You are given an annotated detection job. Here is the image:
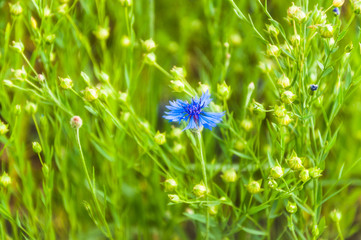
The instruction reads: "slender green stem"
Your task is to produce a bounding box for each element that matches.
[289,214,298,239]
[196,131,209,240]
[75,128,113,240]
[336,222,344,240]
[21,53,38,76]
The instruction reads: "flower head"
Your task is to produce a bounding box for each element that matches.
[310,84,318,91]
[333,7,340,16]
[163,91,225,131]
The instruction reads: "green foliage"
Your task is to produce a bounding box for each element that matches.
[0,0,361,239]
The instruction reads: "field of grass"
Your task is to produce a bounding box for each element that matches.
[1,0,361,239]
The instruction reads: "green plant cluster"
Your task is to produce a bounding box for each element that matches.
[0,0,361,239]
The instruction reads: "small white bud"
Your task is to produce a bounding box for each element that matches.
[70,116,83,129]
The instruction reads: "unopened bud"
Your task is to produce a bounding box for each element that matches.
[154,131,166,145]
[120,0,132,7]
[286,201,297,214]
[172,143,184,154]
[278,114,293,126]
[333,0,345,7]
[287,3,300,19]
[330,209,342,222]
[266,44,280,57]
[248,82,255,91]
[32,142,42,153]
[259,59,273,73]
[171,66,186,79]
[171,127,182,138]
[9,2,23,16]
[281,91,296,104]
[251,101,266,119]
[121,36,131,47]
[144,53,156,65]
[268,179,278,189]
[119,91,128,102]
[25,102,37,114]
[0,121,9,135]
[309,167,323,178]
[241,119,253,131]
[84,87,98,101]
[299,169,310,182]
[217,82,231,100]
[267,24,279,37]
[94,26,110,40]
[59,77,73,89]
[246,180,262,194]
[0,172,11,187]
[58,4,68,14]
[352,0,361,14]
[222,168,237,183]
[291,34,301,46]
[312,225,320,237]
[38,74,46,82]
[170,80,185,92]
[198,82,210,94]
[230,33,242,46]
[274,105,287,118]
[313,9,327,25]
[43,6,51,17]
[295,10,306,22]
[193,183,209,198]
[287,151,303,170]
[142,39,156,52]
[3,80,13,88]
[208,205,218,215]
[164,179,177,192]
[45,34,56,44]
[31,17,38,29]
[168,194,180,203]
[320,24,334,38]
[70,116,83,129]
[234,139,246,151]
[270,166,284,179]
[14,105,21,115]
[12,66,27,80]
[277,75,291,88]
[11,41,24,53]
[333,7,340,16]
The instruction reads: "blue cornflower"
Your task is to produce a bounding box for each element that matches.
[163,91,225,130]
[333,8,340,16]
[310,84,318,91]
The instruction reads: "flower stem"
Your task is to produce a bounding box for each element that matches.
[76,129,113,240]
[336,222,344,240]
[196,131,209,240]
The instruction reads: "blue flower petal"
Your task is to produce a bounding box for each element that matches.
[164,91,224,130]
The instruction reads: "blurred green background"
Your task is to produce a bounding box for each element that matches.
[1,0,361,239]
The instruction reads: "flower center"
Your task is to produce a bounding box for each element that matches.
[183,100,204,123]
